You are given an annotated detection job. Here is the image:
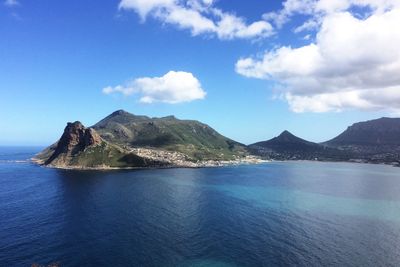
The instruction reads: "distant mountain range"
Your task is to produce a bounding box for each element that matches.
[250,117,400,165]
[34,112,400,169]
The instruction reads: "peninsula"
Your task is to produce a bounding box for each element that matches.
[33,110,258,169]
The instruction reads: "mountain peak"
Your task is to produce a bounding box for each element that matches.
[110,109,131,116]
[250,130,320,154]
[278,130,294,137]
[66,121,84,129]
[44,122,103,165]
[275,130,302,142]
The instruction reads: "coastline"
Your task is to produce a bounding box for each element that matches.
[31,156,400,171]
[264,159,400,168]
[30,156,270,171]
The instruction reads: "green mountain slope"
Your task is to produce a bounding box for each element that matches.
[92,110,248,160]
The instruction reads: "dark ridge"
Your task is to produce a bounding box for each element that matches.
[160,115,177,120]
[325,117,400,146]
[249,130,351,161]
[251,130,320,152]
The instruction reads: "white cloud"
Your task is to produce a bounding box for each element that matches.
[294,19,320,33]
[237,6,400,113]
[263,0,316,28]
[285,86,400,113]
[119,0,175,19]
[103,71,206,104]
[118,0,273,40]
[263,0,400,29]
[4,0,19,7]
[315,0,399,14]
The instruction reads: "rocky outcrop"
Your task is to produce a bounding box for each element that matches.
[44,121,103,165]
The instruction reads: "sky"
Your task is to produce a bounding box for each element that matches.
[1,0,399,146]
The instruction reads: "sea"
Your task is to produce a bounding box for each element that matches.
[1,147,400,267]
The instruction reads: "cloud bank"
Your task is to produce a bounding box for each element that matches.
[236,0,400,113]
[118,0,273,40]
[103,71,206,104]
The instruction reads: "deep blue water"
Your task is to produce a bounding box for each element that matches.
[1,147,400,266]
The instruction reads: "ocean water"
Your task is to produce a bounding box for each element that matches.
[1,147,400,266]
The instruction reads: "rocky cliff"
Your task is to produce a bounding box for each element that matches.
[44,121,102,164]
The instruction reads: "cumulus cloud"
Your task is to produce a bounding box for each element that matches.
[103,71,206,104]
[285,87,400,113]
[118,0,273,40]
[263,0,400,29]
[237,2,400,113]
[263,0,316,28]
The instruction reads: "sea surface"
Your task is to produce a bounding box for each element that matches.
[1,147,400,267]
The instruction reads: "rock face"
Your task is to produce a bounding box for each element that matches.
[35,120,168,169]
[43,121,103,166]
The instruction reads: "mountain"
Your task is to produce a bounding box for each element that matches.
[34,110,250,169]
[91,110,248,161]
[324,117,400,163]
[326,117,400,146]
[251,130,320,152]
[35,113,400,169]
[33,121,167,169]
[249,131,351,161]
[251,131,327,160]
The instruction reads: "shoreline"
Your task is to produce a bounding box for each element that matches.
[30,157,400,171]
[264,159,400,168]
[30,156,270,171]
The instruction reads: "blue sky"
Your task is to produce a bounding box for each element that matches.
[1,0,399,146]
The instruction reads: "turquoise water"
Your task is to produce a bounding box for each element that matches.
[172,162,400,223]
[1,148,400,266]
